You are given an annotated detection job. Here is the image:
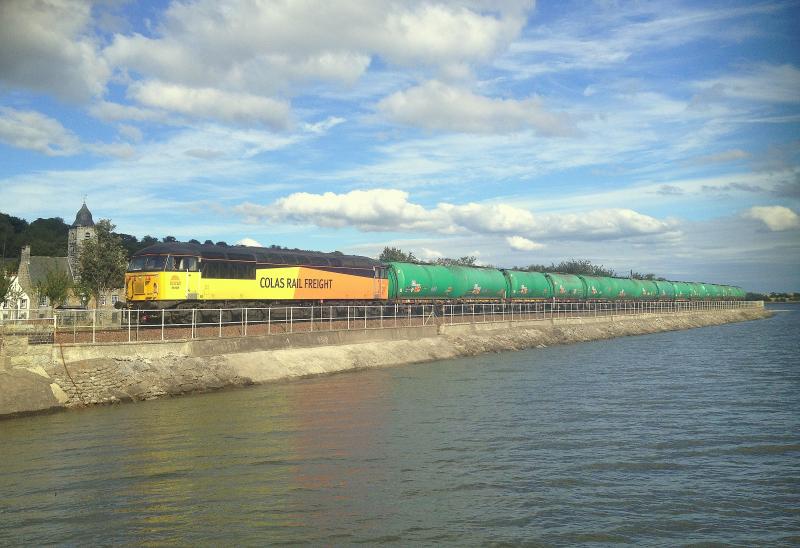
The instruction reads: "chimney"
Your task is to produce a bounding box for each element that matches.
[18,245,32,294]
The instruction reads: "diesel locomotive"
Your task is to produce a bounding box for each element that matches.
[124,241,745,310]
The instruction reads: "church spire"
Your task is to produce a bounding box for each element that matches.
[71,202,95,227]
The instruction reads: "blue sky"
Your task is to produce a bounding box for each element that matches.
[0,0,798,291]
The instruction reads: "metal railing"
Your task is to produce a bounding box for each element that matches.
[0,300,763,346]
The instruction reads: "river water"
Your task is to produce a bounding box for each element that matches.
[2,305,798,545]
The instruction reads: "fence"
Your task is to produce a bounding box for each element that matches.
[0,300,763,346]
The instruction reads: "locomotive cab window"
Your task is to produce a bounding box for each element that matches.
[128,255,168,272]
[171,256,199,271]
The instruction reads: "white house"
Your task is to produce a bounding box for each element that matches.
[0,273,30,320]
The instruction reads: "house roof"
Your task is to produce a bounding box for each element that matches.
[28,256,71,287]
[72,203,95,227]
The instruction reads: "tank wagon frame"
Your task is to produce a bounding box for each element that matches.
[124,242,746,312]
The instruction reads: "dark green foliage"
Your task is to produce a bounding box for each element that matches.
[140,235,159,247]
[519,259,617,277]
[76,220,128,303]
[434,256,478,266]
[763,292,799,302]
[36,268,72,307]
[631,271,665,280]
[162,235,177,243]
[379,247,417,262]
[0,212,69,260]
[117,233,143,256]
[0,267,12,306]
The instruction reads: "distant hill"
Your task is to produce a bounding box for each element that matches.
[0,212,69,265]
[0,211,162,272]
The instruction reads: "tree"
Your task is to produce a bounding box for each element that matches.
[76,220,128,305]
[140,235,159,247]
[379,247,416,262]
[35,268,73,307]
[162,235,177,243]
[0,267,12,307]
[435,256,478,266]
[520,259,616,277]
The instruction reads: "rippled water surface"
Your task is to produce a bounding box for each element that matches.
[2,305,799,545]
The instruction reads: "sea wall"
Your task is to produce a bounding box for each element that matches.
[0,307,770,419]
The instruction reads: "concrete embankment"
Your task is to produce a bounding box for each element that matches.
[0,307,770,419]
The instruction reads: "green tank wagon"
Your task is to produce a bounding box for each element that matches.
[546,273,586,299]
[504,270,553,299]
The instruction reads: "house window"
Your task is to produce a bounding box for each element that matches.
[99,295,106,306]
[111,295,119,304]
[85,231,91,239]
[20,299,28,309]
[39,295,48,306]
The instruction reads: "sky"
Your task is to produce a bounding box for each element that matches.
[0,0,798,292]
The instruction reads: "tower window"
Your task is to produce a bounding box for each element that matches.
[85,232,91,239]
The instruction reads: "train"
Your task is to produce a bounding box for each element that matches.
[124,241,746,309]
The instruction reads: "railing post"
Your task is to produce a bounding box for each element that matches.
[93,309,97,344]
[290,307,293,333]
[244,308,248,337]
[330,305,333,331]
[268,307,272,335]
[218,308,222,338]
[347,306,350,330]
[364,306,367,329]
[161,309,165,341]
[191,308,196,339]
[310,305,314,332]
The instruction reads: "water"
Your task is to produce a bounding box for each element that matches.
[2,305,798,545]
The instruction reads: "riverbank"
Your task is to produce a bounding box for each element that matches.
[0,307,770,419]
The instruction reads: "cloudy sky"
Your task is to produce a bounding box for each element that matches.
[1,0,798,291]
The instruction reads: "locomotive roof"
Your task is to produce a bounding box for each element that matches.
[133,241,382,269]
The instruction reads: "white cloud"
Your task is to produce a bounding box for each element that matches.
[744,206,800,231]
[103,0,528,106]
[118,124,143,142]
[236,188,675,242]
[238,189,442,232]
[0,107,80,156]
[378,80,574,135]
[88,142,137,159]
[0,0,109,101]
[419,247,444,260]
[693,64,800,105]
[500,3,780,79]
[236,237,263,247]
[693,148,750,164]
[128,81,292,129]
[506,235,544,251]
[88,101,166,123]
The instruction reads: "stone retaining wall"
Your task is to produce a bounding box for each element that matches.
[0,307,771,419]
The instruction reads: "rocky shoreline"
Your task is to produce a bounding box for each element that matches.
[0,307,771,419]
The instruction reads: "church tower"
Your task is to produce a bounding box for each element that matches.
[68,201,96,281]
